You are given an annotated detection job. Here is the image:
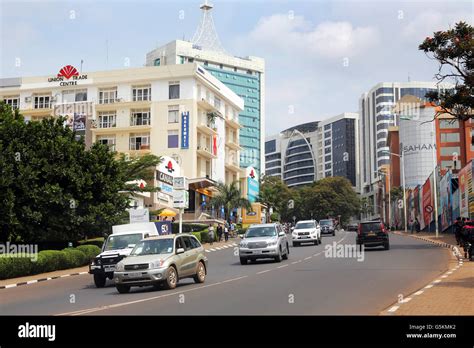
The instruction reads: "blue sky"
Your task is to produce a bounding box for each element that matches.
[1,0,472,134]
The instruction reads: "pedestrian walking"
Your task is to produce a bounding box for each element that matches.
[230,222,236,238]
[208,224,215,245]
[454,217,463,245]
[217,224,223,242]
[224,225,229,242]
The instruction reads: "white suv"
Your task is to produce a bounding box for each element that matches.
[292,220,321,246]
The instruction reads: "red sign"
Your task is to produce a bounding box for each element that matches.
[425,205,433,213]
[422,177,432,226]
[213,135,217,156]
[48,65,87,86]
[165,161,175,174]
[58,65,79,79]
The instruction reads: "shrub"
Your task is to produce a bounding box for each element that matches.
[200,230,214,243]
[77,237,104,248]
[0,257,34,280]
[61,248,87,268]
[171,223,208,234]
[34,250,68,273]
[76,245,101,262]
[190,232,202,242]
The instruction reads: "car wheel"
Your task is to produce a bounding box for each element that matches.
[116,284,130,294]
[93,274,106,288]
[274,248,282,263]
[240,257,248,265]
[384,242,390,250]
[163,266,178,290]
[193,261,206,284]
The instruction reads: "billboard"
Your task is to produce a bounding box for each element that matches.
[422,176,432,228]
[458,162,471,218]
[245,167,259,203]
[440,171,453,231]
[181,111,189,149]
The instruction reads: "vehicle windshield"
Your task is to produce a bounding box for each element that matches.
[295,222,315,229]
[320,220,333,226]
[131,239,174,256]
[103,233,143,251]
[245,227,277,238]
[361,223,382,232]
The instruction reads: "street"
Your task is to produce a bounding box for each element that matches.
[0,232,450,316]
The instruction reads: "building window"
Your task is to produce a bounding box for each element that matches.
[440,133,460,142]
[4,96,19,109]
[439,120,459,129]
[188,58,194,63]
[169,81,180,99]
[98,112,116,128]
[154,58,161,66]
[132,85,151,102]
[96,135,116,151]
[130,109,151,126]
[62,89,87,103]
[265,140,276,154]
[180,56,185,64]
[34,95,51,109]
[325,155,331,162]
[168,105,179,123]
[168,130,179,148]
[99,88,117,104]
[214,97,221,109]
[440,146,461,156]
[129,133,150,150]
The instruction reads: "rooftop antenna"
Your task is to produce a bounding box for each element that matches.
[192,0,227,54]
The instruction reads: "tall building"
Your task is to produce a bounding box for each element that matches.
[145,2,265,176]
[264,113,359,189]
[316,113,359,187]
[0,63,244,216]
[358,81,452,217]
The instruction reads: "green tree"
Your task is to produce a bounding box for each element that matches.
[211,181,251,222]
[257,175,292,220]
[0,103,156,242]
[419,21,474,121]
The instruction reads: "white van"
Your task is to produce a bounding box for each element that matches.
[89,223,159,288]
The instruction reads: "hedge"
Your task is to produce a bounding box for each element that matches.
[190,232,202,242]
[77,237,104,248]
[171,223,208,234]
[0,246,101,280]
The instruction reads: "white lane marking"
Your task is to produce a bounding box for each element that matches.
[26,280,38,285]
[277,265,288,269]
[400,297,412,303]
[313,252,322,256]
[388,306,399,312]
[291,261,298,265]
[446,271,453,274]
[205,250,210,253]
[215,247,222,250]
[46,277,52,281]
[414,290,424,296]
[433,279,442,283]
[79,272,88,275]
[60,274,70,278]
[57,275,249,316]
[441,275,448,278]
[210,248,216,251]
[425,284,434,289]
[232,243,237,246]
[5,284,17,289]
[304,257,312,260]
[257,269,272,274]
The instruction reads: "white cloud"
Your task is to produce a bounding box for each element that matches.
[246,14,379,59]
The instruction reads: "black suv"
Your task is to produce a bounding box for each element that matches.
[319,219,336,236]
[356,221,389,250]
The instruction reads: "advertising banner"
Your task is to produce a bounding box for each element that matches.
[422,177,432,228]
[459,162,470,218]
[452,187,460,220]
[440,171,453,231]
[154,221,172,235]
[181,111,189,149]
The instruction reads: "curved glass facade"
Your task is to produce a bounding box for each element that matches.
[283,133,316,188]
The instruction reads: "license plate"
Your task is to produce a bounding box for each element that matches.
[301,236,309,239]
[128,272,142,278]
[367,231,376,236]
[104,266,115,272]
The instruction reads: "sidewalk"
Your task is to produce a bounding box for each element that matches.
[382,231,474,315]
[0,237,239,289]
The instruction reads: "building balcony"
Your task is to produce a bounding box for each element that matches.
[91,124,152,134]
[225,116,242,129]
[197,97,217,112]
[197,145,217,159]
[20,107,54,118]
[95,99,151,111]
[225,137,242,151]
[225,159,241,173]
[197,115,218,136]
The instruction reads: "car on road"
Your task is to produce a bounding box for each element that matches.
[292,220,321,246]
[89,222,159,288]
[319,219,336,236]
[347,222,359,232]
[239,223,289,264]
[113,234,208,294]
[356,221,390,250]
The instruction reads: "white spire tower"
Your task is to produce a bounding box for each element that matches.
[191,0,227,54]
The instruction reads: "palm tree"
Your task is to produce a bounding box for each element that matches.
[211,181,251,222]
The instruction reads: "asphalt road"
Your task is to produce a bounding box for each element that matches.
[0,231,450,315]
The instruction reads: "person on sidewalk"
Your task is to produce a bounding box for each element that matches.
[415,217,420,233]
[454,217,463,246]
[208,224,215,245]
[224,224,229,242]
[409,218,415,234]
[217,224,223,242]
[230,222,236,238]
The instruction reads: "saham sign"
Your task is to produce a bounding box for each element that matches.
[48,65,88,86]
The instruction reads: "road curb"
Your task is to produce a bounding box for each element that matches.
[0,271,89,290]
[382,232,465,315]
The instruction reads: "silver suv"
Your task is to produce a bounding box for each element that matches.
[238,223,289,264]
[114,234,208,293]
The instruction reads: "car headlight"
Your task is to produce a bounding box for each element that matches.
[115,262,124,272]
[267,240,277,247]
[150,260,165,269]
